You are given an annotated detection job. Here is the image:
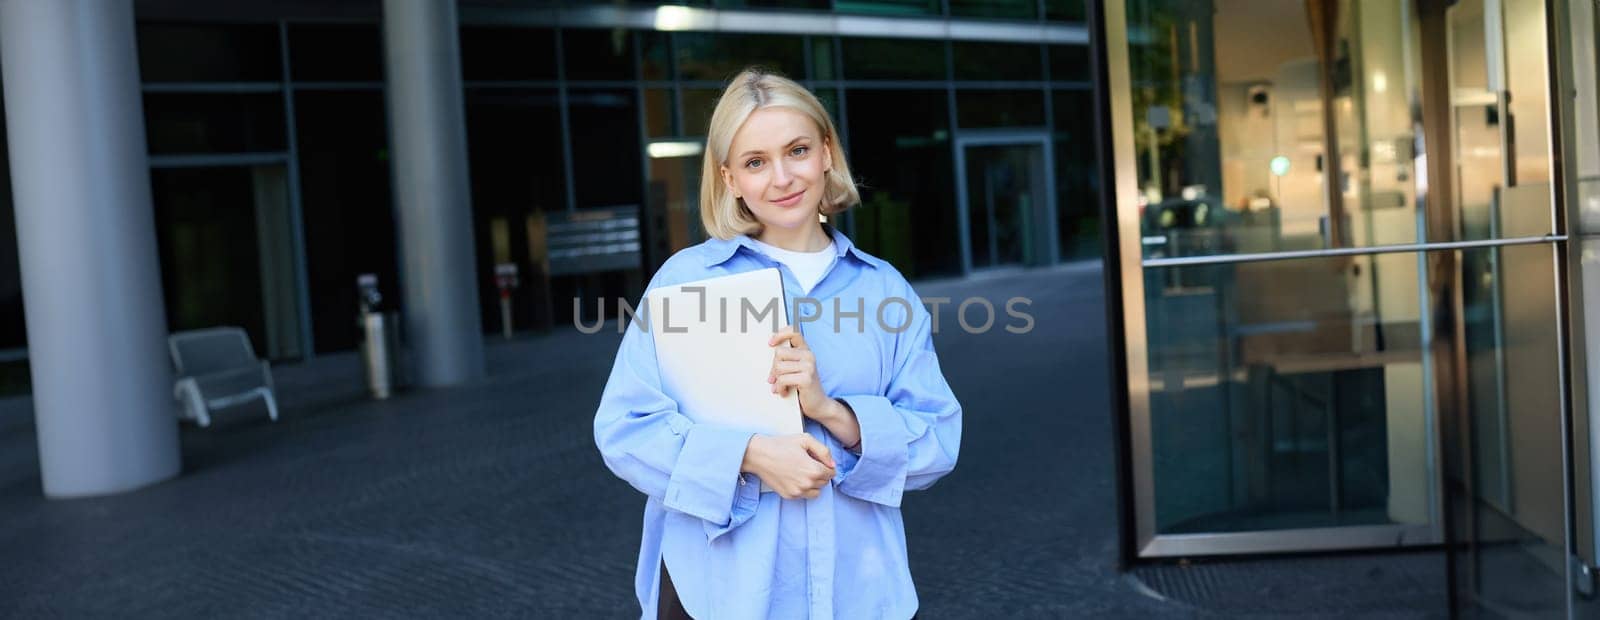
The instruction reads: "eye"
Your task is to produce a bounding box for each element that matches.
[744,158,764,170]
[791,146,809,157]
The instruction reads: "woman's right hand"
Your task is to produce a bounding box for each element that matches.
[741,434,836,500]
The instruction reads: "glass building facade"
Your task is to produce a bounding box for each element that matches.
[0,1,1101,376]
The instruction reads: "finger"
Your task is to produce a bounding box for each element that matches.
[769,349,810,375]
[772,367,815,381]
[769,354,805,384]
[773,373,816,390]
[801,436,836,469]
[768,328,808,350]
[771,349,813,366]
[803,488,821,500]
[771,360,810,375]
[774,372,819,393]
[770,373,814,395]
[772,347,806,362]
[767,326,795,347]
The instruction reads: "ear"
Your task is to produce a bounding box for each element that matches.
[822,136,834,173]
[719,164,740,199]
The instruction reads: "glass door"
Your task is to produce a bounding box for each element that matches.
[1106,0,1572,573]
[955,132,1057,273]
[1444,0,1571,614]
[1114,0,1439,555]
[151,163,304,361]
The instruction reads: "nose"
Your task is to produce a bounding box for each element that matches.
[770,159,793,188]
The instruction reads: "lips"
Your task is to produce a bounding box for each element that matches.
[769,190,805,208]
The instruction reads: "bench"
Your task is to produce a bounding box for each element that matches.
[168,327,279,428]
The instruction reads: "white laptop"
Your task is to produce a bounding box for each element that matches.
[646,267,804,442]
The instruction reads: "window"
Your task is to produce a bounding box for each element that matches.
[1053,89,1100,260]
[643,88,676,138]
[956,90,1046,127]
[843,89,958,279]
[288,24,383,82]
[1049,44,1092,82]
[293,91,399,354]
[1044,0,1087,22]
[811,36,837,80]
[640,31,672,81]
[716,0,829,9]
[465,89,567,213]
[814,88,841,123]
[563,28,636,81]
[144,93,287,154]
[840,38,946,80]
[568,90,643,208]
[461,27,557,81]
[675,33,806,82]
[138,23,281,83]
[952,42,1043,81]
[950,0,1037,20]
[833,0,940,17]
[681,88,722,136]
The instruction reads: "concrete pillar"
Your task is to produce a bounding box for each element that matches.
[382,0,486,386]
[0,0,180,497]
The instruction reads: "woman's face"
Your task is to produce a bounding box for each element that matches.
[720,106,832,234]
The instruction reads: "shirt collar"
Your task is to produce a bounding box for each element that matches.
[703,223,883,270]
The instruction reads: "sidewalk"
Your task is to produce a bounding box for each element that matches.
[0,263,1446,618]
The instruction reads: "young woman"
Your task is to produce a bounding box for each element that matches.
[594,68,962,619]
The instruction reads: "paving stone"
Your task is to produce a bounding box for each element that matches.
[0,263,1446,618]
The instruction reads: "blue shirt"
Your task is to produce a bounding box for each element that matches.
[594,225,963,619]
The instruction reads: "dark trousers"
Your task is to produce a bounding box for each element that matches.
[658,561,693,620]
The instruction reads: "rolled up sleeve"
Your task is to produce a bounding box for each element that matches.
[833,294,962,507]
[594,300,759,540]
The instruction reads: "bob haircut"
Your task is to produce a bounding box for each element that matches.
[699,67,860,240]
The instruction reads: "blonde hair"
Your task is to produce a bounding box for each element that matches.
[699,68,860,240]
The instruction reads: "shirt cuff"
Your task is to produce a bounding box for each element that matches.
[833,394,910,507]
[663,423,756,529]
[705,473,762,541]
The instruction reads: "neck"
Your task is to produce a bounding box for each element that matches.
[756,221,831,252]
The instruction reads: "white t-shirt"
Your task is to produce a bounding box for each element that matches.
[750,237,837,295]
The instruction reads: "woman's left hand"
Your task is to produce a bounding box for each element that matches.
[769,326,833,422]
[769,325,863,450]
